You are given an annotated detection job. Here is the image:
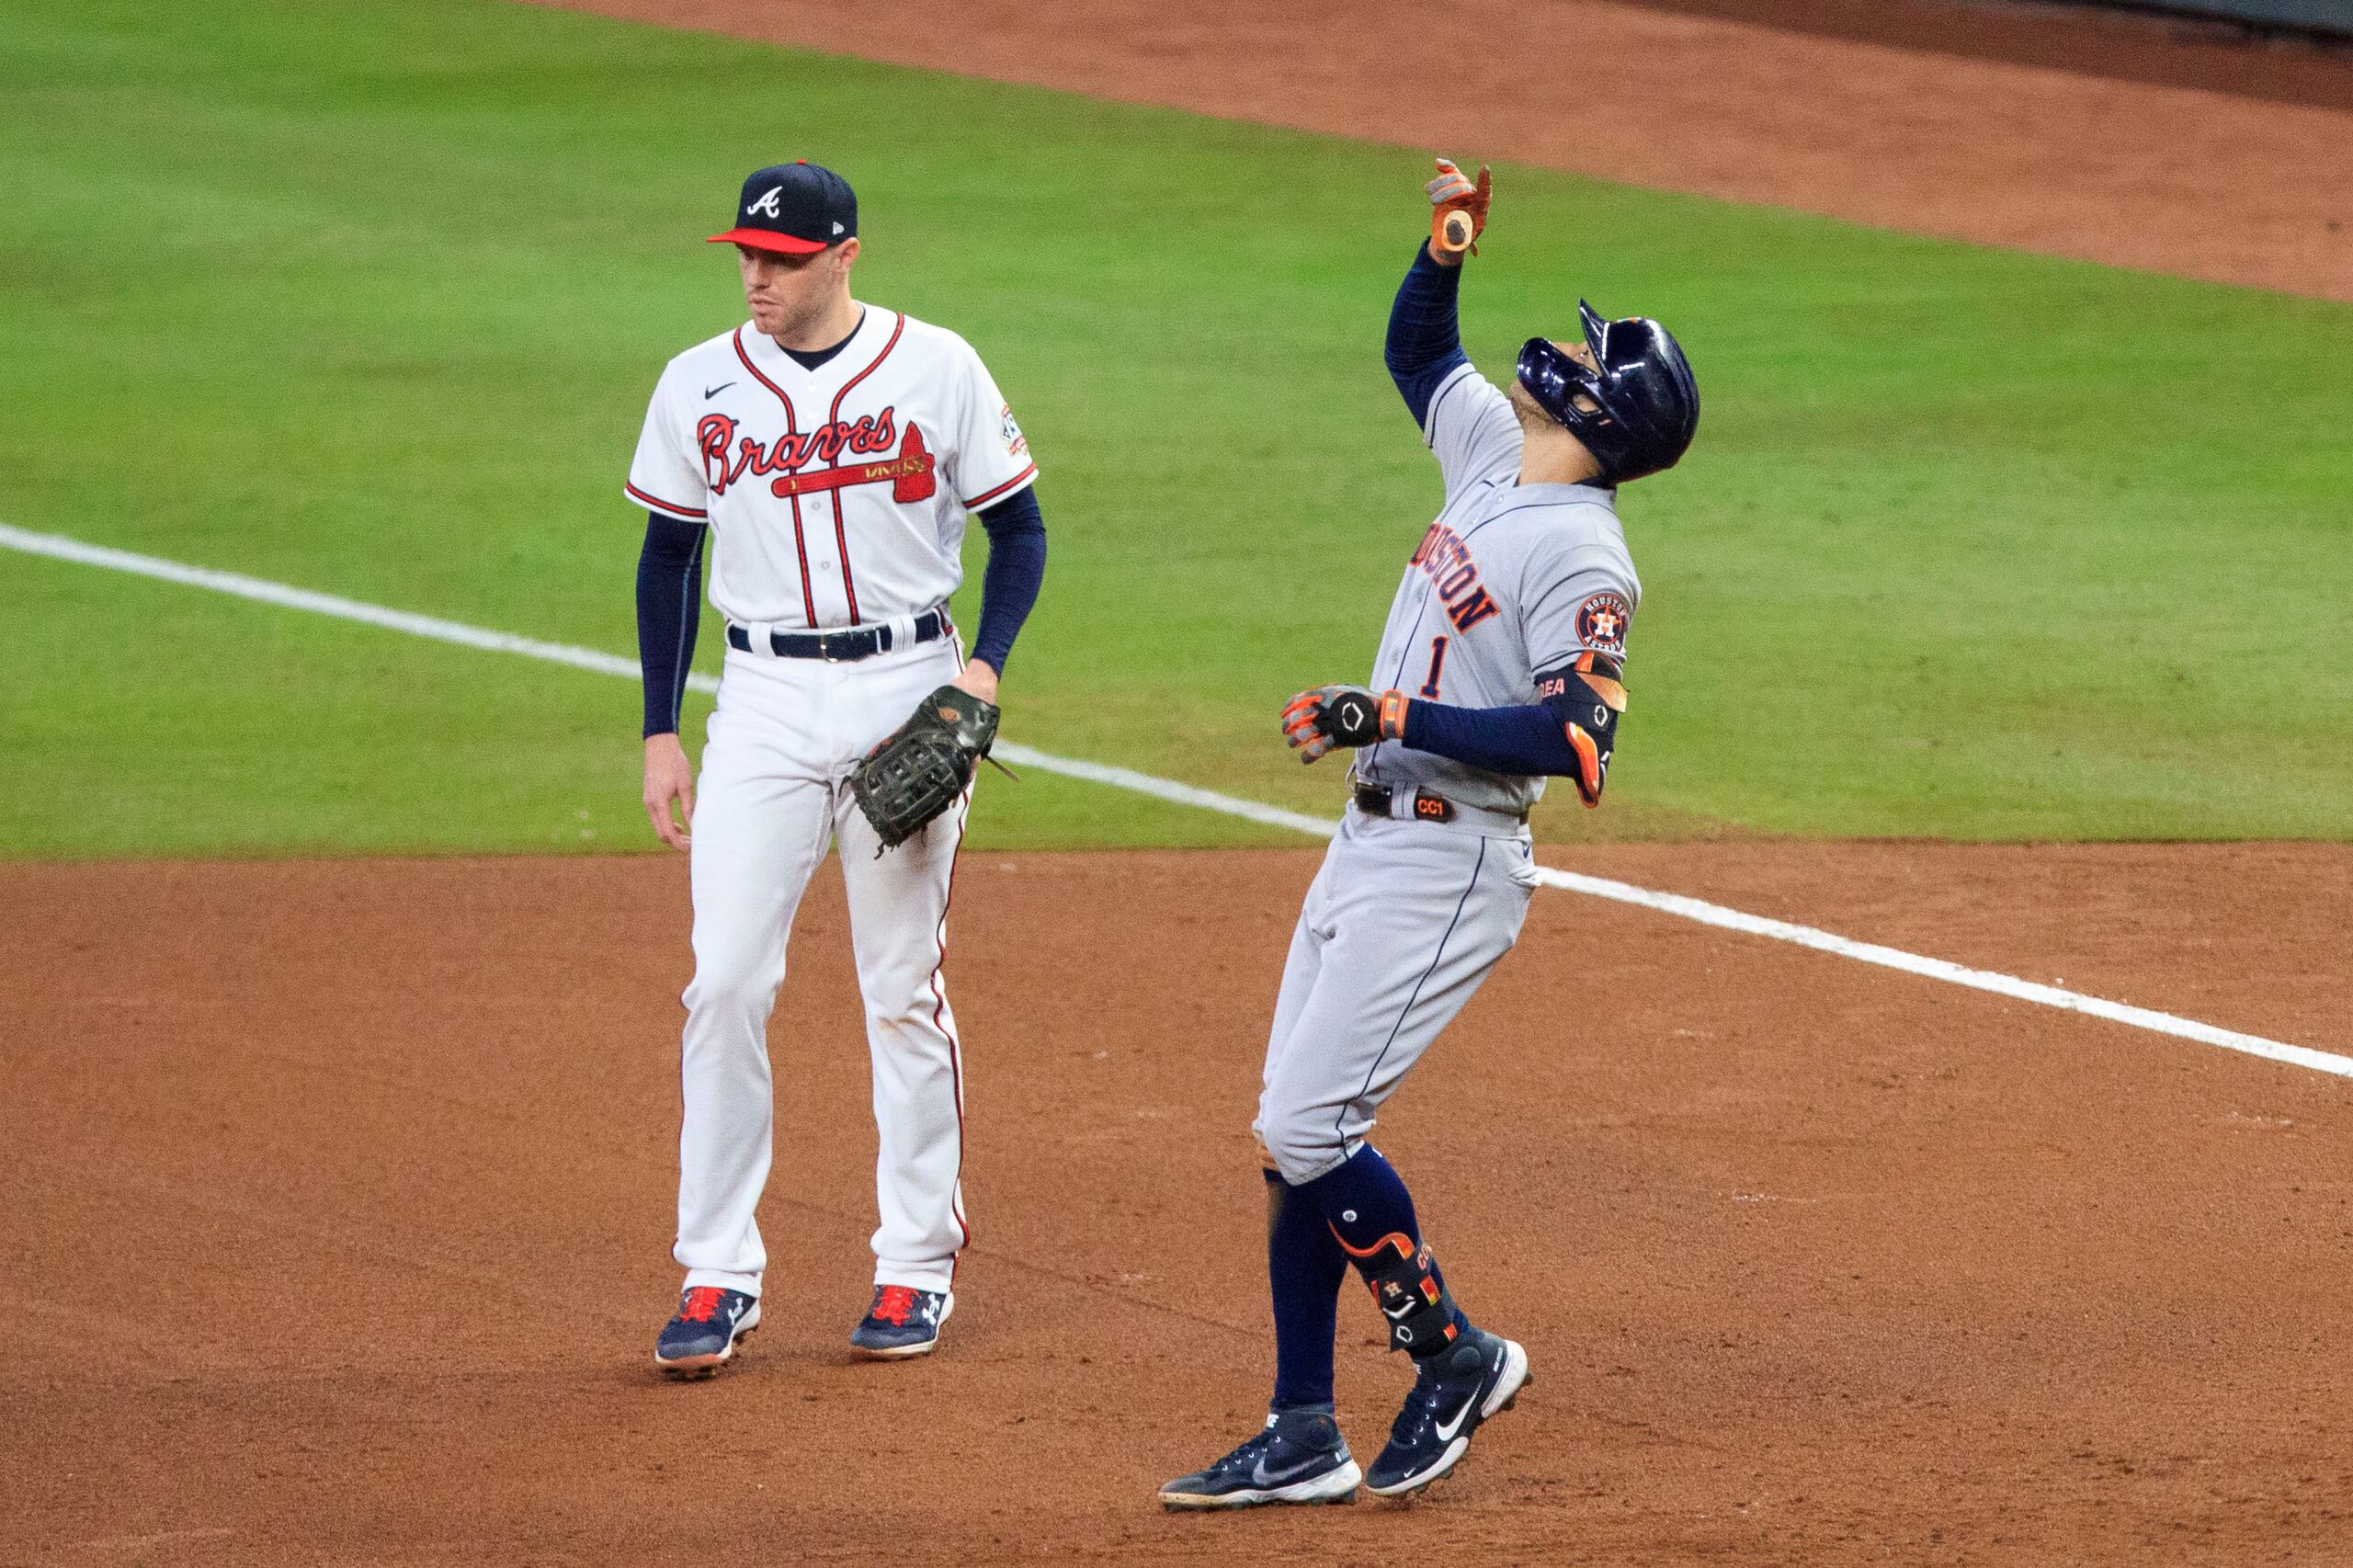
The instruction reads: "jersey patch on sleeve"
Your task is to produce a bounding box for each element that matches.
[1000,403,1028,460]
[1574,591,1631,655]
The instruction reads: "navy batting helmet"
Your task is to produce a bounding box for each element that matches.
[1516,302,1699,483]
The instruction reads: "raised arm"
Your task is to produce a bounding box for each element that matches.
[1385,246,1466,426]
[1384,159,1490,424]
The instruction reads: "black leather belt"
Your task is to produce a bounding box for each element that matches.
[725,608,947,662]
[1355,780,1455,824]
[1352,780,1528,827]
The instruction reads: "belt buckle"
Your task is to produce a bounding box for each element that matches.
[816,630,845,663]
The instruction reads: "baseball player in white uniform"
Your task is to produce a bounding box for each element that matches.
[631,162,1046,1376]
[1160,160,1699,1506]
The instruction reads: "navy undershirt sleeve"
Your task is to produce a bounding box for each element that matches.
[1385,243,1471,427]
[1400,693,1586,778]
[969,484,1046,675]
[636,511,707,738]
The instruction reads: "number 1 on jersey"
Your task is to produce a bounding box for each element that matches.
[1419,636,1449,699]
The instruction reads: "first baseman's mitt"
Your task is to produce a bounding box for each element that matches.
[851,685,1001,853]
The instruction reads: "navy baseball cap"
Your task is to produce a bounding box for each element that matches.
[708,161,857,256]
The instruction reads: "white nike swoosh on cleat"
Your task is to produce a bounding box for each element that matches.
[1434,1348,1505,1440]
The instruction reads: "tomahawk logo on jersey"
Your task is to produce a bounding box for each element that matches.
[628,312,1036,633]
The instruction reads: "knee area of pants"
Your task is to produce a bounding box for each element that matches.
[1257,1115,1347,1187]
[863,993,949,1034]
[683,968,779,1018]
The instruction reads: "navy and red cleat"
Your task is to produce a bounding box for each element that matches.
[654,1286,760,1379]
[848,1284,953,1359]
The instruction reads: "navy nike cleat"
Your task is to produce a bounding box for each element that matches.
[654,1286,760,1379]
[1365,1329,1530,1497]
[1159,1409,1364,1510]
[848,1284,953,1358]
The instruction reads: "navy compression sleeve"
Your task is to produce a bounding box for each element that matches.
[1401,695,1585,778]
[969,483,1047,675]
[636,511,707,738]
[1385,243,1470,426]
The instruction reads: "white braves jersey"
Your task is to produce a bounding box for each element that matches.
[1358,359,1642,814]
[627,305,1036,630]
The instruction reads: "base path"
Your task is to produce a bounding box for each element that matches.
[544,0,2353,301]
[5,845,2347,1563]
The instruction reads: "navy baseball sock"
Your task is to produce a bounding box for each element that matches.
[1266,1168,1347,1411]
[1299,1144,1474,1358]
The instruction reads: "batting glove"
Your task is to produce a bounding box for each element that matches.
[1282,686,1409,763]
[1427,157,1492,256]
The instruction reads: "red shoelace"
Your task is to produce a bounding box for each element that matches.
[679,1286,726,1324]
[872,1285,919,1325]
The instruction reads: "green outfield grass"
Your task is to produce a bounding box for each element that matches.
[3,0,2348,858]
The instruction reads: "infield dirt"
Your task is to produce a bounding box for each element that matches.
[5,844,2349,1563]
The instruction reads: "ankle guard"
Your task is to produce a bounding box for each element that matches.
[1335,1230,1459,1357]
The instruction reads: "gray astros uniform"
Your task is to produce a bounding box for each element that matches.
[1255,358,1642,1184]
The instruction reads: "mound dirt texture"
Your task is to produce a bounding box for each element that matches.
[5,846,2349,1564]
[545,0,2353,300]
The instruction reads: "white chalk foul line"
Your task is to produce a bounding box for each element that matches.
[1529,867,2351,1079]
[985,743,1335,837]
[1,523,659,686]
[6,520,2347,1081]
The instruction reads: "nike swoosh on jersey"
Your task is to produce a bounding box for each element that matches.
[704,382,735,400]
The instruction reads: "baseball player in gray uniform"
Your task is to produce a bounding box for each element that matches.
[1161,158,1699,1508]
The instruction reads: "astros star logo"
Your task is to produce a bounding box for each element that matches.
[1576,591,1632,653]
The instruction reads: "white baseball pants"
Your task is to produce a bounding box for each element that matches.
[674,634,971,1298]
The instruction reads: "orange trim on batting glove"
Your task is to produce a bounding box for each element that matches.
[1566,722,1603,807]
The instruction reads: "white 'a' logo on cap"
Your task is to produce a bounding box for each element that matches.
[745,187,784,218]
[832,221,845,234]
